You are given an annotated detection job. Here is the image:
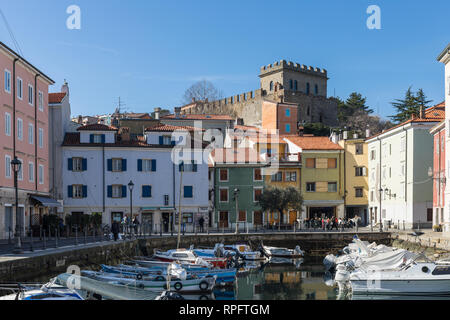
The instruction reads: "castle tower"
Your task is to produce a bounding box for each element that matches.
[259,60,328,100]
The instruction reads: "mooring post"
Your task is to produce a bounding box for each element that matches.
[30,227,34,252]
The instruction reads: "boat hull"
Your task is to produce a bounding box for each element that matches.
[351,279,450,295]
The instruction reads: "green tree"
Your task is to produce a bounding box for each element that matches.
[389,87,432,123]
[346,92,373,114]
[258,187,303,224]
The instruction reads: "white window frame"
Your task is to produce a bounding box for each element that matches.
[28,84,34,106]
[73,157,83,172]
[112,158,122,172]
[5,155,11,178]
[28,123,34,144]
[38,128,43,148]
[38,91,43,111]
[17,118,23,141]
[5,112,11,136]
[38,165,44,185]
[285,171,297,182]
[73,185,83,199]
[17,158,23,181]
[112,185,123,198]
[17,77,23,99]
[4,69,11,93]
[28,162,34,182]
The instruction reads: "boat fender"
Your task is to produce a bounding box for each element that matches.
[199,281,209,292]
[174,282,183,291]
[155,276,165,281]
[138,283,145,289]
[422,266,429,273]
[136,273,143,280]
[199,295,209,300]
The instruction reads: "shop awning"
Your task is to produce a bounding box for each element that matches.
[30,196,62,208]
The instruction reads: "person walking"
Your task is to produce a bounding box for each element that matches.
[198,216,205,233]
[133,216,140,234]
[111,220,120,241]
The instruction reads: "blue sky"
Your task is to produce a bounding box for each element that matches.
[1,0,448,120]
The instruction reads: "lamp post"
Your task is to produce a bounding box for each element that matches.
[128,180,134,239]
[378,188,383,232]
[11,157,22,253]
[234,188,240,234]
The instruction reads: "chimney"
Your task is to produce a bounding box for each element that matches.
[365,128,371,138]
[119,127,130,142]
[419,106,425,119]
[353,133,359,139]
[174,107,181,119]
[330,131,338,143]
[77,115,83,124]
[154,107,161,120]
[61,79,70,98]
[192,98,196,103]
[343,130,348,140]
[298,126,304,137]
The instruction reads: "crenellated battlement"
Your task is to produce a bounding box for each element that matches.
[260,59,327,77]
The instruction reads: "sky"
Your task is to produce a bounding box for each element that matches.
[0,0,448,120]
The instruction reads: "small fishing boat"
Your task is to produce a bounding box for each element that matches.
[0,278,84,300]
[129,258,209,270]
[223,244,265,261]
[152,249,229,268]
[259,244,304,258]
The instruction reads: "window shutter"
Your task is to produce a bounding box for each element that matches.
[90,134,94,143]
[143,186,152,198]
[107,186,112,198]
[82,158,87,171]
[171,140,176,146]
[159,136,163,145]
[363,167,367,176]
[122,185,127,198]
[192,161,197,172]
[101,134,105,143]
[82,185,87,198]
[137,159,143,172]
[107,159,112,171]
[68,158,73,171]
[67,185,73,198]
[151,159,157,172]
[122,159,127,172]
[184,186,193,198]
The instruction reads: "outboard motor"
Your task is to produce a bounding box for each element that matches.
[159,291,185,300]
[294,246,304,256]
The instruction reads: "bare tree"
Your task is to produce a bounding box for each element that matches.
[345,110,394,136]
[182,80,223,105]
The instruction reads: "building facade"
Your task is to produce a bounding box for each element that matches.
[430,121,446,230]
[0,41,55,239]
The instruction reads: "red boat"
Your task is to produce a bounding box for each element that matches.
[152,249,228,269]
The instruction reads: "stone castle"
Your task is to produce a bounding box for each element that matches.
[180,59,338,127]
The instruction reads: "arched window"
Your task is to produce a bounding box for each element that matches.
[306,83,310,95]
[294,80,298,91]
[289,79,293,90]
[315,84,319,95]
[270,81,274,91]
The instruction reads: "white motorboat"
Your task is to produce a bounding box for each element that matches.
[0,278,84,300]
[223,244,265,261]
[152,248,229,268]
[260,245,304,258]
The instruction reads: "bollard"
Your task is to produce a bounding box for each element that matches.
[30,228,34,252]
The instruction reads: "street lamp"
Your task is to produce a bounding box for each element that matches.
[378,188,383,232]
[234,188,240,234]
[11,157,22,253]
[128,180,134,239]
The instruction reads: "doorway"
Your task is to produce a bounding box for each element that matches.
[219,211,229,228]
[162,212,170,232]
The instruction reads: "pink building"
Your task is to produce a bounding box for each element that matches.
[430,120,446,229]
[0,41,55,240]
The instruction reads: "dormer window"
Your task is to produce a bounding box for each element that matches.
[90,134,105,143]
[159,135,174,146]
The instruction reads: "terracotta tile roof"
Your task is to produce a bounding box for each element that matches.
[77,123,119,131]
[284,136,343,151]
[209,148,265,165]
[367,102,445,140]
[247,136,287,144]
[49,92,67,104]
[63,132,171,148]
[162,114,234,121]
[145,124,205,132]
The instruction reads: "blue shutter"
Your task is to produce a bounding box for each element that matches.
[171,140,176,146]
[142,186,152,198]
[192,161,197,172]
[184,186,193,198]
[151,159,156,172]
[90,134,94,143]
[82,185,87,198]
[82,158,87,171]
[68,158,73,171]
[107,186,112,198]
[122,185,127,198]
[122,159,127,172]
[101,134,105,143]
[107,159,112,171]
[159,136,163,145]
[67,185,73,198]
[137,159,143,172]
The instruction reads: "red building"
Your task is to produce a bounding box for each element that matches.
[430,121,446,229]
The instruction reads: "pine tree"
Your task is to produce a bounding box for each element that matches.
[346,92,373,114]
[389,87,433,123]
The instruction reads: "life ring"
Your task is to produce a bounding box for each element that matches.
[154,276,165,281]
[199,280,209,292]
[136,273,143,280]
[422,266,429,273]
[174,282,183,291]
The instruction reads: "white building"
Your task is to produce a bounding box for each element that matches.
[367,104,444,229]
[62,123,209,233]
[438,43,450,234]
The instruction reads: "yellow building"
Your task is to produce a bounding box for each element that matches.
[338,137,369,225]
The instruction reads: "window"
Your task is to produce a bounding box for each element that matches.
[4,70,11,93]
[314,84,318,95]
[28,162,34,182]
[17,78,22,99]
[5,155,11,178]
[38,165,44,184]
[179,161,197,172]
[327,158,337,168]
[28,123,34,144]
[164,195,169,206]
[28,84,33,105]
[92,134,104,143]
[159,135,172,145]
[112,185,123,198]
[219,169,228,181]
[355,167,366,177]
[38,91,43,111]
[38,128,43,148]
[289,79,293,90]
[306,158,315,168]
[285,108,291,117]
[73,185,84,199]
[285,171,297,182]
[270,81,273,91]
[355,144,363,155]
[328,182,338,192]
[355,188,363,198]
[72,157,83,172]
[17,118,23,140]
[5,112,11,136]
[370,191,374,202]
[254,168,262,181]
[17,159,23,181]
[140,159,156,172]
[254,188,263,202]
[286,124,291,133]
[294,80,298,91]
[219,188,228,202]
[142,185,152,198]
[182,213,193,224]
[112,159,122,172]
[370,150,376,160]
[271,172,283,182]
[238,211,246,222]
[400,136,406,152]
[306,182,316,192]
[184,186,193,198]
[306,82,310,95]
